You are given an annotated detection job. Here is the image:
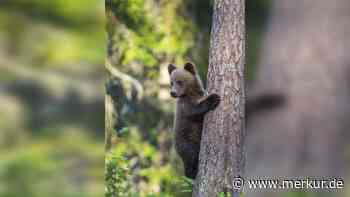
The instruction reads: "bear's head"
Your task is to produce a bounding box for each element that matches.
[168,62,204,98]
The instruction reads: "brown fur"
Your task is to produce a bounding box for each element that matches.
[168,62,220,179]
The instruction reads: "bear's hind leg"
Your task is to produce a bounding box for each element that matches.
[180,143,200,179]
[184,158,198,179]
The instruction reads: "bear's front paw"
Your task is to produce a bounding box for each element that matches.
[207,93,221,110]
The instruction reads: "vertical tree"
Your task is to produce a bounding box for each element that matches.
[105,90,115,151]
[193,0,246,196]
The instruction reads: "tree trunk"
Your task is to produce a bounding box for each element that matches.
[105,92,116,151]
[247,0,350,183]
[193,0,246,196]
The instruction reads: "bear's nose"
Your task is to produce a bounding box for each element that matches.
[170,91,177,98]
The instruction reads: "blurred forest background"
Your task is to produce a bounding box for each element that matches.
[0,1,105,197]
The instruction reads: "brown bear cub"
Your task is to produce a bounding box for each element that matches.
[168,62,220,179]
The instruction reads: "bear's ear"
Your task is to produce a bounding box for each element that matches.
[168,64,177,75]
[184,62,197,75]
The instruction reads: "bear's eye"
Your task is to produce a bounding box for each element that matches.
[170,81,173,86]
[176,80,183,86]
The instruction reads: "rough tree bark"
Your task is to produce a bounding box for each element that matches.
[246,0,350,184]
[193,0,245,196]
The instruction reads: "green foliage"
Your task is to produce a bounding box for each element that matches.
[3,0,103,26]
[0,0,105,67]
[0,130,104,197]
[108,128,185,197]
[107,0,194,71]
[117,127,131,137]
[107,0,151,33]
[178,176,194,193]
[218,192,232,197]
[0,148,58,197]
[105,3,198,196]
[105,153,134,197]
